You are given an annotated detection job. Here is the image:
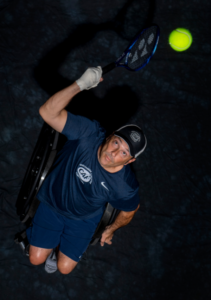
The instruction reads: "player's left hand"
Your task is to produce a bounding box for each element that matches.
[100,225,114,246]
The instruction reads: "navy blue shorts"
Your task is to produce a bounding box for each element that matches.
[26,202,103,262]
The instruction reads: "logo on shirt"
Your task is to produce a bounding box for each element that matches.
[130,131,141,143]
[101,182,109,191]
[76,164,92,184]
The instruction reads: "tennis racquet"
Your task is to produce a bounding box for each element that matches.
[102,25,160,75]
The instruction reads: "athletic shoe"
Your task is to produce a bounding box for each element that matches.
[44,249,57,273]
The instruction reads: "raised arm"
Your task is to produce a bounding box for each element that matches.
[39,66,103,133]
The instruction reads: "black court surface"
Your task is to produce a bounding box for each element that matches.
[0,0,211,299]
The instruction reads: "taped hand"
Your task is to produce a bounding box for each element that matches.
[76,66,102,91]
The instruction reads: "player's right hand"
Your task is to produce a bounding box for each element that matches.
[76,66,103,91]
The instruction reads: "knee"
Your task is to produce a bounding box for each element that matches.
[29,245,52,266]
[28,247,49,266]
[29,253,45,265]
[57,262,76,275]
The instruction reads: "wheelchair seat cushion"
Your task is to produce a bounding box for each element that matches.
[26,202,103,262]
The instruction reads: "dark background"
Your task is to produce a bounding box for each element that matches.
[0,0,211,299]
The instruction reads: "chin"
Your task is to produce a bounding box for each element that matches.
[100,154,109,165]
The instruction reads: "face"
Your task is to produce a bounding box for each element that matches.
[98,134,135,172]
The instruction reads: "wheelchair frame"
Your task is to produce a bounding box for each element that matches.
[15,122,120,253]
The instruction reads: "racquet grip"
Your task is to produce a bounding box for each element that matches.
[102,62,116,75]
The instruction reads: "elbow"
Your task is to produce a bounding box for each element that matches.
[121,210,135,218]
[39,102,60,120]
[122,204,139,216]
[133,204,140,214]
[39,105,50,122]
[39,106,45,118]
[39,106,43,116]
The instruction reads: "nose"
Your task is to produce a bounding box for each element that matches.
[111,149,118,157]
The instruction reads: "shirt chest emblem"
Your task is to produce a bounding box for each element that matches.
[76,164,92,184]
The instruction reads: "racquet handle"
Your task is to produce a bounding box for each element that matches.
[102,62,116,75]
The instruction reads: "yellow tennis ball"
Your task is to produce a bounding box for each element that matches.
[169,28,192,51]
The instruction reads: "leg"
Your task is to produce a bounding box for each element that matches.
[57,211,104,275]
[57,250,78,274]
[26,203,64,265]
[29,245,53,265]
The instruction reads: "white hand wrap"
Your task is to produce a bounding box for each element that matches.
[76,66,102,91]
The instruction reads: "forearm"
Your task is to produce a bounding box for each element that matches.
[39,66,102,118]
[100,205,140,246]
[40,82,80,118]
[108,210,135,233]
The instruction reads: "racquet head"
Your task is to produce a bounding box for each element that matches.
[116,25,159,71]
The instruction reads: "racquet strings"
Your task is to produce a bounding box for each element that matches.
[127,26,158,70]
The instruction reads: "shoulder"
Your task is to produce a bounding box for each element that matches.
[91,120,106,138]
[123,165,139,190]
[107,166,139,200]
[62,111,106,140]
[108,167,140,211]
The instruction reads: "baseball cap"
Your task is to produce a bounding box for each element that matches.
[114,124,147,158]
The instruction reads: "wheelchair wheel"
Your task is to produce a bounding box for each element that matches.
[16,122,63,222]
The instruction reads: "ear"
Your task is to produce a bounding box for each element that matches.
[124,158,136,165]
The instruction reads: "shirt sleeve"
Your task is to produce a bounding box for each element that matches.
[61,111,100,140]
[109,192,140,212]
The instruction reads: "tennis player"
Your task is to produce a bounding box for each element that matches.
[26,66,147,274]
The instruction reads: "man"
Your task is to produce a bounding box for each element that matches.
[26,66,147,274]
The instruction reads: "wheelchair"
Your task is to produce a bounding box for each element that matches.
[14,122,120,257]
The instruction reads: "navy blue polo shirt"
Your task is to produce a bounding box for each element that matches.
[37,112,140,220]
